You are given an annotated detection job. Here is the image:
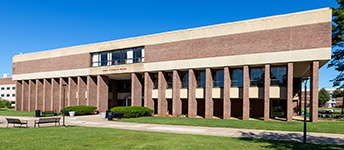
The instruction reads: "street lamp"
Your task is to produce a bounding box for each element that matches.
[62,84,67,127]
[301,77,309,144]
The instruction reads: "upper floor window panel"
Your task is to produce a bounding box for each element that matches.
[250,67,265,87]
[231,69,243,88]
[92,46,144,67]
[270,66,287,86]
[213,70,224,88]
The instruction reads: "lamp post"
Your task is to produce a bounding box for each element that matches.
[301,77,309,144]
[62,84,67,127]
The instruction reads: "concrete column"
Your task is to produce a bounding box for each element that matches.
[97,75,108,112]
[29,80,36,111]
[87,76,97,107]
[36,79,43,111]
[78,77,87,106]
[243,65,250,120]
[158,71,167,116]
[144,72,154,110]
[287,63,293,121]
[310,61,319,122]
[172,70,182,117]
[51,78,59,112]
[59,78,68,111]
[223,67,231,119]
[205,68,213,118]
[68,77,77,106]
[131,73,143,106]
[15,81,22,111]
[188,69,197,117]
[43,79,51,111]
[264,64,270,121]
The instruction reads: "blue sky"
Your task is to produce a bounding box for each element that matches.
[0,0,339,89]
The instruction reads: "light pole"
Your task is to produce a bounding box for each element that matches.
[301,77,309,144]
[62,84,67,127]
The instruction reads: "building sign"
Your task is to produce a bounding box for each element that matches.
[102,68,127,72]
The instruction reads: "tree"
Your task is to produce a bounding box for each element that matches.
[318,88,331,107]
[328,0,344,87]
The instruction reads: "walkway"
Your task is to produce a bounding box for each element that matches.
[1,115,344,145]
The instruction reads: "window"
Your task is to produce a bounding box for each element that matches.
[12,94,15,97]
[92,46,144,67]
[270,99,286,118]
[6,94,10,97]
[250,67,265,87]
[231,69,243,87]
[166,72,173,89]
[1,94,4,97]
[152,73,158,89]
[270,66,287,86]
[180,72,189,88]
[118,80,131,92]
[1,87,4,90]
[6,87,10,90]
[196,71,206,88]
[213,70,224,88]
[12,87,15,90]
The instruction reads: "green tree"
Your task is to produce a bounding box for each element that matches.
[318,88,331,107]
[328,0,344,87]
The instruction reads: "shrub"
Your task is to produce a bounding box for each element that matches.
[110,106,154,118]
[60,105,97,115]
[0,99,11,108]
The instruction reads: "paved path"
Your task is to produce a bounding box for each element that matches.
[1,115,344,145]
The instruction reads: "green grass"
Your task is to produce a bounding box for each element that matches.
[0,108,35,117]
[117,117,344,134]
[0,126,342,150]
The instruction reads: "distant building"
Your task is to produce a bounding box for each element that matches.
[0,74,15,106]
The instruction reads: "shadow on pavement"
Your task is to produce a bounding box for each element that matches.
[238,131,344,149]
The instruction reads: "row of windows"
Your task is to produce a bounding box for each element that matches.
[0,94,15,97]
[1,87,15,90]
[92,47,144,67]
[150,66,287,89]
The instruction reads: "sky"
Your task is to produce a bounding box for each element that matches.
[0,0,340,89]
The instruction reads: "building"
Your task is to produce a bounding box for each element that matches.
[0,74,16,106]
[12,8,332,122]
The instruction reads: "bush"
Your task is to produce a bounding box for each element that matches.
[110,106,154,118]
[60,105,97,115]
[0,100,11,108]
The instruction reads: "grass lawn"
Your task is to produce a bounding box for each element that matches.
[0,108,35,117]
[117,117,344,134]
[0,126,342,150]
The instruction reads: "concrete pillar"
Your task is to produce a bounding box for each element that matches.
[43,79,51,111]
[59,78,68,111]
[172,70,182,117]
[188,69,197,117]
[97,75,108,112]
[205,68,213,118]
[68,77,77,106]
[287,63,293,121]
[15,81,22,111]
[29,80,36,111]
[78,77,87,106]
[264,64,270,121]
[144,72,154,110]
[158,71,167,116]
[51,78,59,112]
[310,61,319,122]
[243,65,250,120]
[36,79,43,111]
[87,76,97,107]
[131,73,143,106]
[223,67,231,119]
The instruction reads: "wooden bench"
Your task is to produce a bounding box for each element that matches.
[41,111,57,117]
[34,117,61,128]
[6,118,28,128]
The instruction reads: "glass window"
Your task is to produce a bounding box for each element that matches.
[12,87,15,90]
[1,94,4,97]
[125,49,133,64]
[196,71,206,88]
[6,87,10,90]
[1,87,4,90]
[180,72,189,88]
[231,69,243,87]
[270,66,287,86]
[6,94,10,97]
[133,47,144,63]
[213,70,224,88]
[12,94,15,97]
[112,50,122,65]
[250,67,265,87]
[166,72,173,89]
[270,99,286,118]
[118,80,131,92]
[100,52,109,66]
[92,53,99,67]
[152,73,158,89]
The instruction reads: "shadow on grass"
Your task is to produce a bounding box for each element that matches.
[238,131,344,149]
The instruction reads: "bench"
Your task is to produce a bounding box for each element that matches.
[34,117,61,128]
[6,118,28,128]
[41,111,57,117]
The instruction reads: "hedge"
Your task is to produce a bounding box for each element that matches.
[110,106,154,118]
[60,105,97,115]
[0,100,11,108]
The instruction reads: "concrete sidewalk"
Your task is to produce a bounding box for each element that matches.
[1,115,344,145]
